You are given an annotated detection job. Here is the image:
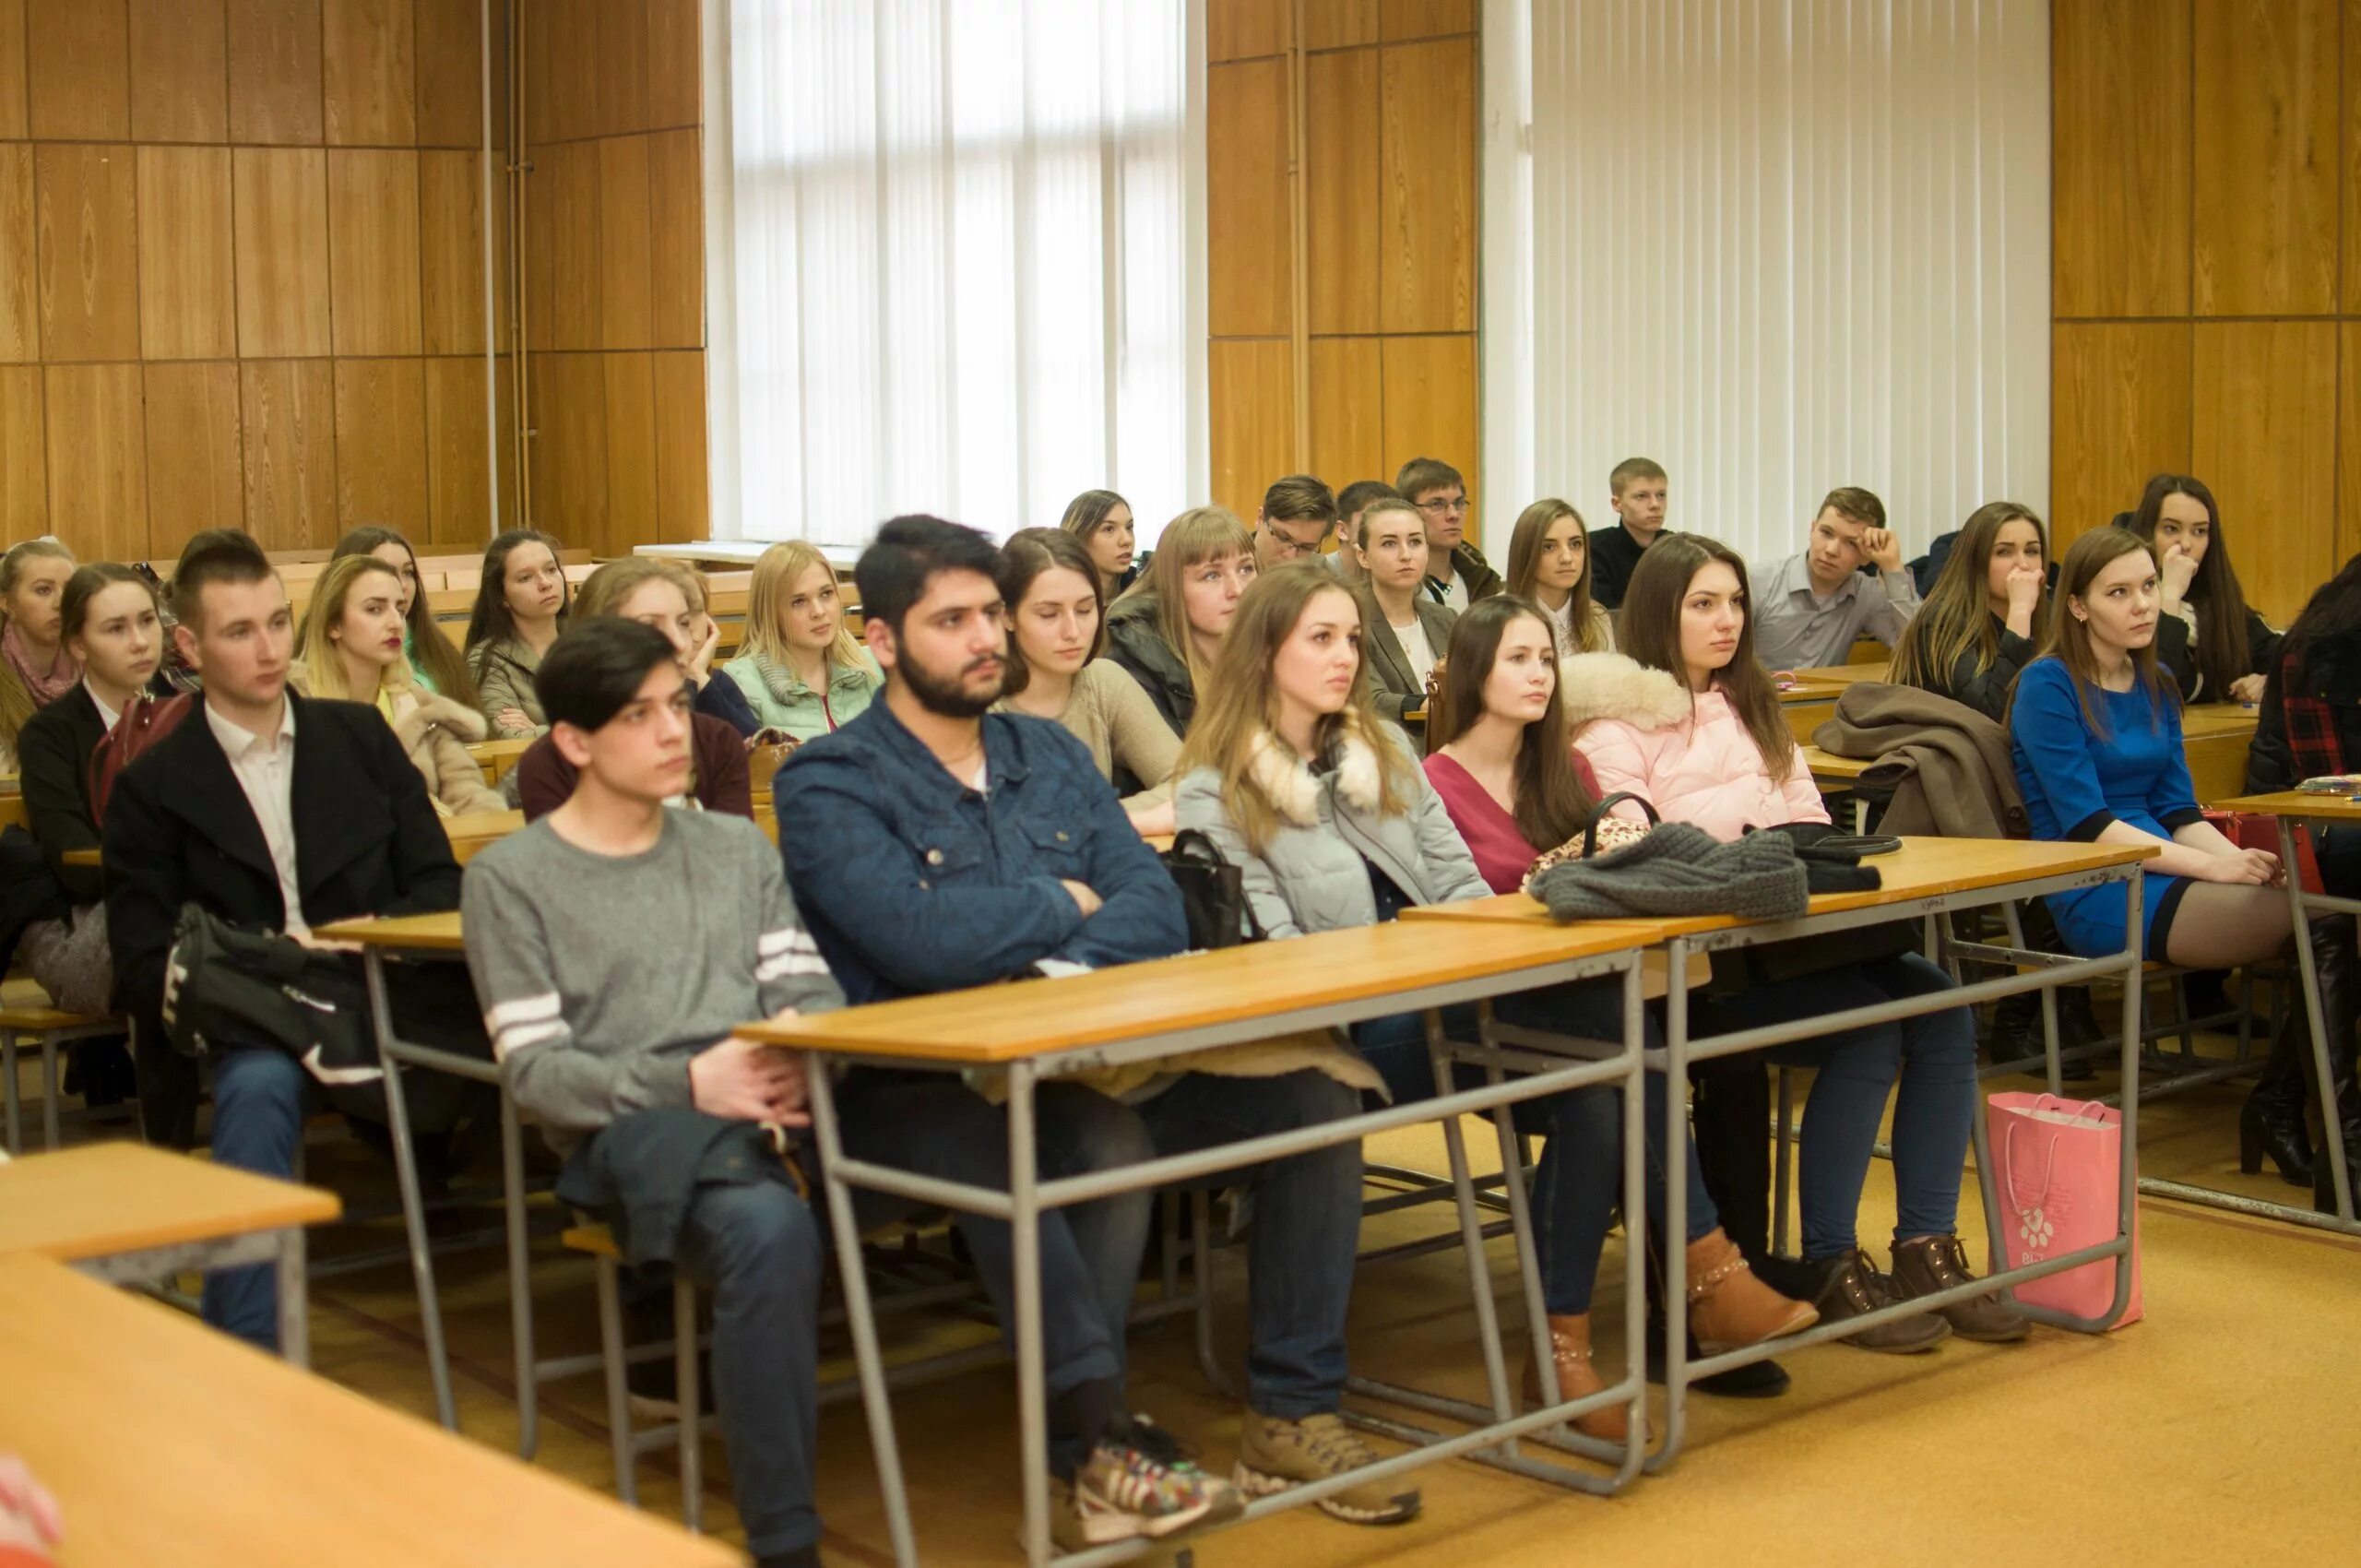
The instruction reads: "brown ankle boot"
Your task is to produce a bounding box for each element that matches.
[1686,1228,1820,1354]
[1519,1313,1628,1441]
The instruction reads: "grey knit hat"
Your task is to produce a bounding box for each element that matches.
[1530,821,1810,922]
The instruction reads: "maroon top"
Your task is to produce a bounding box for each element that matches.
[516,711,753,822]
[1422,750,1601,895]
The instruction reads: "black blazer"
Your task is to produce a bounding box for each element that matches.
[103,692,463,1017]
[17,684,111,905]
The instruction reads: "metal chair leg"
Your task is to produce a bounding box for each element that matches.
[3,1028,20,1155]
[675,1275,703,1532]
[594,1254,639,1506]
[39,1030,60,1150]
[1771,1067,1796,1258]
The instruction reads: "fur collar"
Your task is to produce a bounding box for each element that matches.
[1556,651,1691,732]
[1246,717,1387,826]
[387,683,490,749]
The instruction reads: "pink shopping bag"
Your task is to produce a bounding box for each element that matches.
[1986,1091,2144,1327]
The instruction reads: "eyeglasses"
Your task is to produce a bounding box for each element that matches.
[1417,497,1469,517]
[1265,527,1335,559]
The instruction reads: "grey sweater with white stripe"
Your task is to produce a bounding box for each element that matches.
[461,811,844,1151]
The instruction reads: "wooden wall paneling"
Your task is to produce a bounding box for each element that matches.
[645,0,700,129]
[419,149,486,355]
[528,351,609,548]
[0,144,32,362]
[136,148,237,361]
[526,139,600,351]
[598,135,653,349]
[423,355,490,545]
[1209,339,1294,524]
[493,350,517,529]
[239,358,338,547]
[602,351,657,552]
[2346,0,2361,311]
[2051,0,2191,317]
[651,349,706,542]
[27,0,129,141]
[1379,334,1478,517]
[526,0,595,144]
[1304,0,1381,50]
[327,149,424,355]
[1308,338,1384,487]
[34,143,140,362]
[143,361,245,556]
[0,0,27,140]
[1207,59,1292,338]
[595,0,651,137]
[1208,0,1290,63]
[332,356,428,530]
[227,0,326,145]
[648,128,703,348]
[413,0,484,147]
[42,363,147,563]
[323,0,418,146]
[2048,322,2193,543]
[0,363,43,537]
[1305,47,1380,335]
[2339,324,2361,568]
[2190,320,2336,624]
[128,0,230,143]
[1378,38,1475,333]
[233,148,331,357]
[1381,0,1477,42]
[2191,0,2337,316]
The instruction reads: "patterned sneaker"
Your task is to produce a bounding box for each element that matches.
[1062,1416,1242,1546]
[1232,1411,1420,1526]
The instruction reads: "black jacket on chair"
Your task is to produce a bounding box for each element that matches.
[18,683,112,907]
[102,692,463,1020]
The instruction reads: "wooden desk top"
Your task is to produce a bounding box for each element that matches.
[739,918,1652,1065]
[61,847,101,867]
[1774,677,1850,705]
[314,910,468,953]
[1789,663,1889,687]
[1799,744,1873,781]
[2213,790,2361,821]
[0,1143,340,1263]
[0,1253,742,1568]
[2177,702,2262,740]
[1397,837,2155,932]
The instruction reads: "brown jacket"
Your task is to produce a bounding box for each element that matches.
[388,685,506,817]
[1811,682,2024,839]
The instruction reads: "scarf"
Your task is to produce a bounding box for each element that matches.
[4,621,79,707]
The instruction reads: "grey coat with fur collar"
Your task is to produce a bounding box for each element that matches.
[1173,716,1490,939]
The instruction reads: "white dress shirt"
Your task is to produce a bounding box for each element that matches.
[206,697,307,935]
[1392,615,1438,689]
[85,680,121,734]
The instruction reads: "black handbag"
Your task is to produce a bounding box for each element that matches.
[1159,828,1265,949]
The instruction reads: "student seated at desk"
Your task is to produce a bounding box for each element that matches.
[2127,474,2279,707]
[1398,456,1499,610]
[780,517,1393,1542]
[292,555,505,817]
[660,559,765,738]
[991,529,1180,836]
[1061,488,1141,599]
[1588,457,1667,612]
[1181,576,1814,1434]
[1104,507,1259,738]
[1750,487,1921,673]
[1575,533,2021,1350]
[330,525,478,707]
[0,539,79,775]
[1504,499,1614,655]
[1327,480,1398,587]
[1348,498,1456,737]
[719,541,879,741]
[1252,474,1339,572]
[464,620,842,1568]
[465,529,571,739]
[105,529,483,1349]
[1887,501,2048,722]
[514,562,753,821]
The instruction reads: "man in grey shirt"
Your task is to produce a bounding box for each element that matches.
[464,620,841,1568]
[1751,485,1922,671]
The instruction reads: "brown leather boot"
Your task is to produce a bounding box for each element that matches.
[1686,1228,1820,1354]
[1889,1235,2029,1342]
[1520,1313,1628,1441]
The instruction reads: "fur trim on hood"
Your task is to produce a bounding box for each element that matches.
[1556,650,1691,732]
[1245,715,1389,826]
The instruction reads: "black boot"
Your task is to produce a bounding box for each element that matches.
[2303,917,2361,1216]
[1985,989,2098,1082]
[2241,1018,2316,1187]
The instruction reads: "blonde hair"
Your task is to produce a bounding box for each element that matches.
[1114,506,1257,694]
[1175,564,1414,857]
[0,538,77,753]
[294,554,408,702]
[745,541,865,671]
[574,557,691,623]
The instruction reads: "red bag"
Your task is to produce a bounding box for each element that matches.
[88,693,194,828]
[2202,809,2319,892]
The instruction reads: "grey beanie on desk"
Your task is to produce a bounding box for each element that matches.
[1530,821,1811,922]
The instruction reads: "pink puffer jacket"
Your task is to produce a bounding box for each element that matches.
[1561,652,1827,843]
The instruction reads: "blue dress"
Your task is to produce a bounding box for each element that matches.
[2010,658,2203,959]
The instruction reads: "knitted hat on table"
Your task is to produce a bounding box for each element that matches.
[1530,821,1810,922]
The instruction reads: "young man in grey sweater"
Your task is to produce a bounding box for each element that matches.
[462,619,841,1568]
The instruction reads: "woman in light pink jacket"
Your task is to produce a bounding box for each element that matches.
[1567,533,2021,1352]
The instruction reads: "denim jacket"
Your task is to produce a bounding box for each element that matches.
[775,699,1189,1005]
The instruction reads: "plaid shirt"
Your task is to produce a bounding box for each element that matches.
[2282,646,2348,781]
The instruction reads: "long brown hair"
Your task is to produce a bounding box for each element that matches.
[1113,506,1256,693]
[463,529,570,657]
[2030,525,2177,736]
[1619,532,1799,781]
[1889,502,2047,696]
[1428,596,1596,849]
[1504,498,1608,651]
[2129,473,2255,697]
[332,525,477,707]
[0,538,77,754]
[997,528,1106,696]
[1176,564,1413,856]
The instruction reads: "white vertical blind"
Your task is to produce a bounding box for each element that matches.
[1484,0,2050,568]
[711,0,1201,547]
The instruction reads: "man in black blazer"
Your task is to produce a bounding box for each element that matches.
[105,529,468,1352]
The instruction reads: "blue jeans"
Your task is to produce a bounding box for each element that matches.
[1691,952,1975,1259]
[202,1049,317,1349]
[1355,980,1717,1315]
